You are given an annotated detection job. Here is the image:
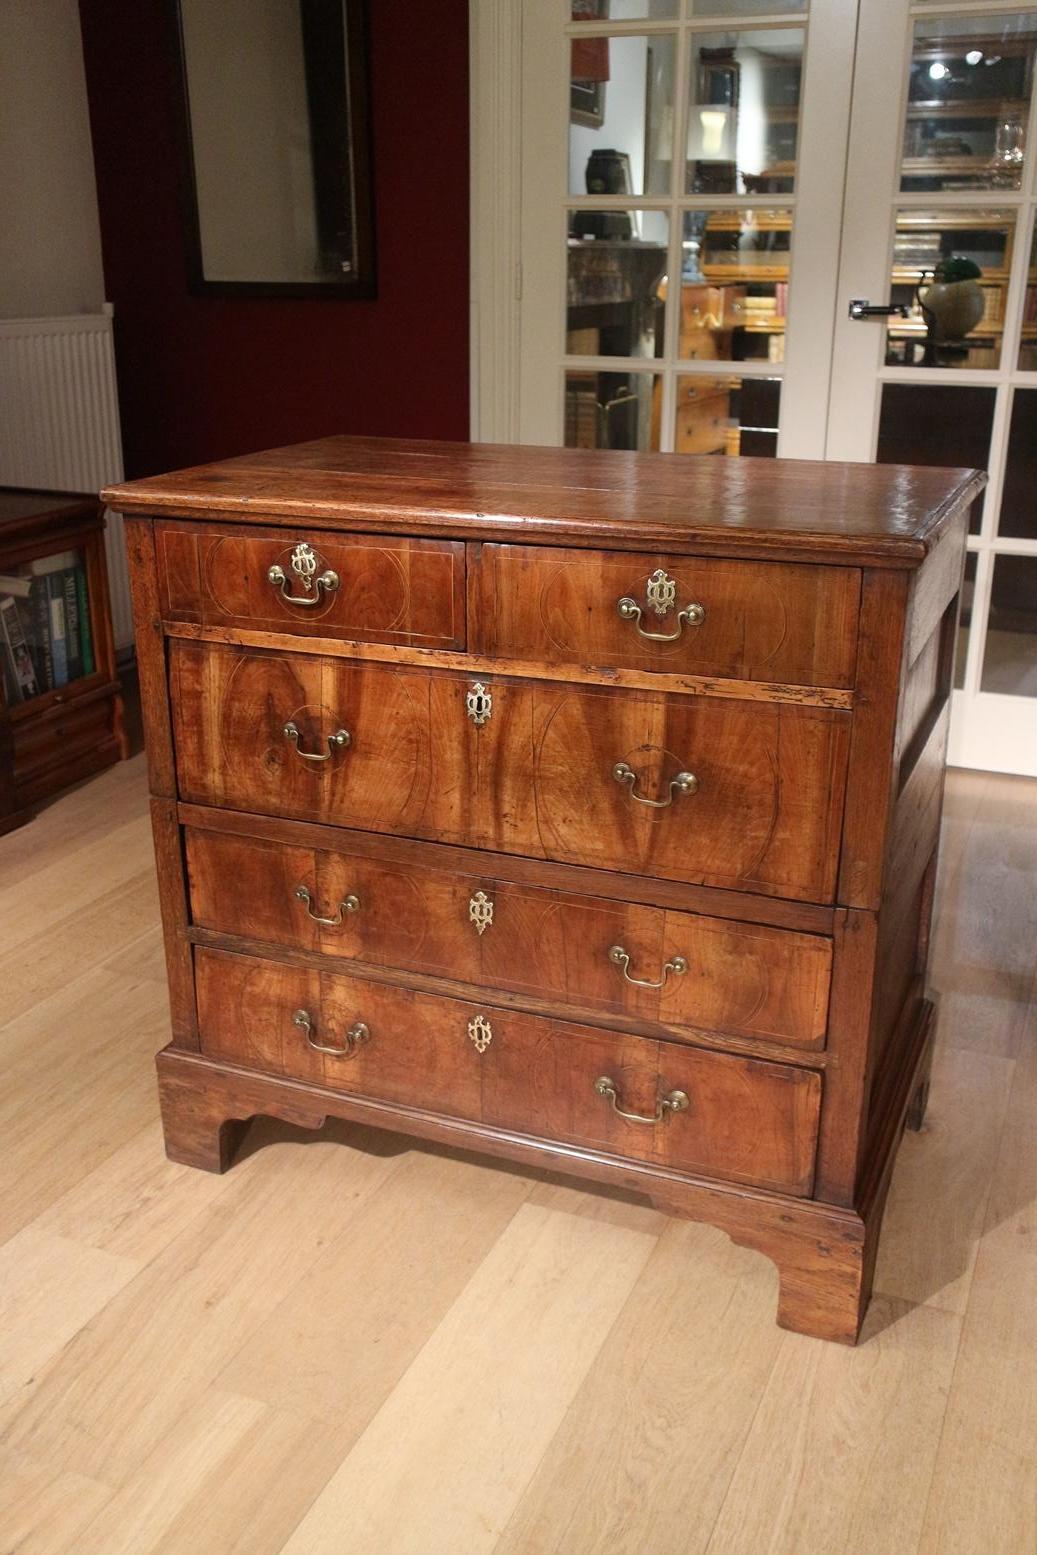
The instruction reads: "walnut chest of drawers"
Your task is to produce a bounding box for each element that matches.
[107,437,983,1344]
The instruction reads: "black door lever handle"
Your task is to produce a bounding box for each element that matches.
[848,298,910,320]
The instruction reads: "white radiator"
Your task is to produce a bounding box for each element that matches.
[0,306,133,650]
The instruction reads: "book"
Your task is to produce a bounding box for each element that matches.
[28,549,77,578]
[47,572,68,688]
[29,576,54,690]
[0,573,31,599]
[76,565,94,676]
[62,567,83,682]
[0,592,40,701]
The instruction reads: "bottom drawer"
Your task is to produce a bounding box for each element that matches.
[195,948,821,1196]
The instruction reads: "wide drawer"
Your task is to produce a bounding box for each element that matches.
[155,521,466,648]
[195,947,822,1195]
[171,641,850,902]
[471,544,860,688]
[185,826,833,1051]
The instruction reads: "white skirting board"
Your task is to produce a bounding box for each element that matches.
[0,306,133,651]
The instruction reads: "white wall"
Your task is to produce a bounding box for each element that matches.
[0,0,105,319]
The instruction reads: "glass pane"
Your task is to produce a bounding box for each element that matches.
[680,208,790,362]
[955,552,977,689]
[567,211,668,358]
[691,0,806,12]
[0,546,92,706]
[569,34,676,197]
[981,555,1037,696]
[901,15,1037,192]
[572,0,677,18]
[886,209,1014,369]
[685,29,804,195]
[998,389,1037,537]
[673,374,779,456]
[877,385,993,534]
[1019,224,1037,369]
[565,371,662,449]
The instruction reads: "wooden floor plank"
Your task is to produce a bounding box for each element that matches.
[0,1125,405,1483]
[0,1228,140,1410]
[705,1297,963,1555]
[279,1202,658,1555]
[0,1447,111,1555]
[873,1043,1014,1315]
[919,1038,1037,1555]
[494,1220,785,1555]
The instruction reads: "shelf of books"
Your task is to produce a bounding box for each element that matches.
[0,490,126,834]
[0,549,97,708]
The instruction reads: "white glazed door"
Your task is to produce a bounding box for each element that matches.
[827,0,1037,775]
[516,0,860,461]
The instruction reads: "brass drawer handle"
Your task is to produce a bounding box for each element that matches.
[267,542,340,606]
[283,722,351,763]
[292,1008,369,1057]
[612,762,698,808]
[617,569,705,642]
[594,1075,689,1125]
[295,885,360,927]
[609,943,688,988]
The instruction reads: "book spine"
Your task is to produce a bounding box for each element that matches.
[76,565,95,676]
[48,574,68,688]
[0,593,40,701]
[30,578,54,691]
[63,567,82,681]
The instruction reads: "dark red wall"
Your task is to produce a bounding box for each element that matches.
[78,1,470,478]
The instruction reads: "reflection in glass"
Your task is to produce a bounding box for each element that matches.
[901,14,1037,192]
[981,555,1037,696]
[565,371,661,451]
[673,375,779,457]
[955,552,977,689]
[569,34,675,197]
[567,212,668,359]
[877,385,993,533]
[691,0,805,12]
[0,546,93,706]
[997,390,1037,538]
[885,209,1014,368]
[1019,226,1037,369]
[680,209,790,362]
[572,0,677,17]
[685,29,804,195]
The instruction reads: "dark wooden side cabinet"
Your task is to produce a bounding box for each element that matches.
[106,437,983,1344]
[0,490,127,834]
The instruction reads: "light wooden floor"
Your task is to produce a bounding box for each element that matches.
[1,756,1035,1555]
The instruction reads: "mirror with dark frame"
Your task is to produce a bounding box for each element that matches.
[170,0,374,296]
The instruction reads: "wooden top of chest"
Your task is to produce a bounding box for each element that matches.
[104,436,985,568]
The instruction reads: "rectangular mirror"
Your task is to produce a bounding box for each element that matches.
[172,0,374,295]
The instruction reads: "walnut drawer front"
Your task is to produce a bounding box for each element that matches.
[156,522,466,648]
[170,641,850,902]
[185,827,833,1051]
[195,947,822,1196]
[471,544,861,688]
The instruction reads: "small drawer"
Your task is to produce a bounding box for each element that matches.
[195,948,822,1196]
[471,543,860,688]
[156,520,465,648]
[186,827,833,1051]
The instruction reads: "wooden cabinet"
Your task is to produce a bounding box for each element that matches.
[108,435,983,1344]
[0,489,126,833]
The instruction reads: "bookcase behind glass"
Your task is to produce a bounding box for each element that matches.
[0,490,127,834]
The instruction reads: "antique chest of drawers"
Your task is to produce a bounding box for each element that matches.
[106,437,983,1343]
